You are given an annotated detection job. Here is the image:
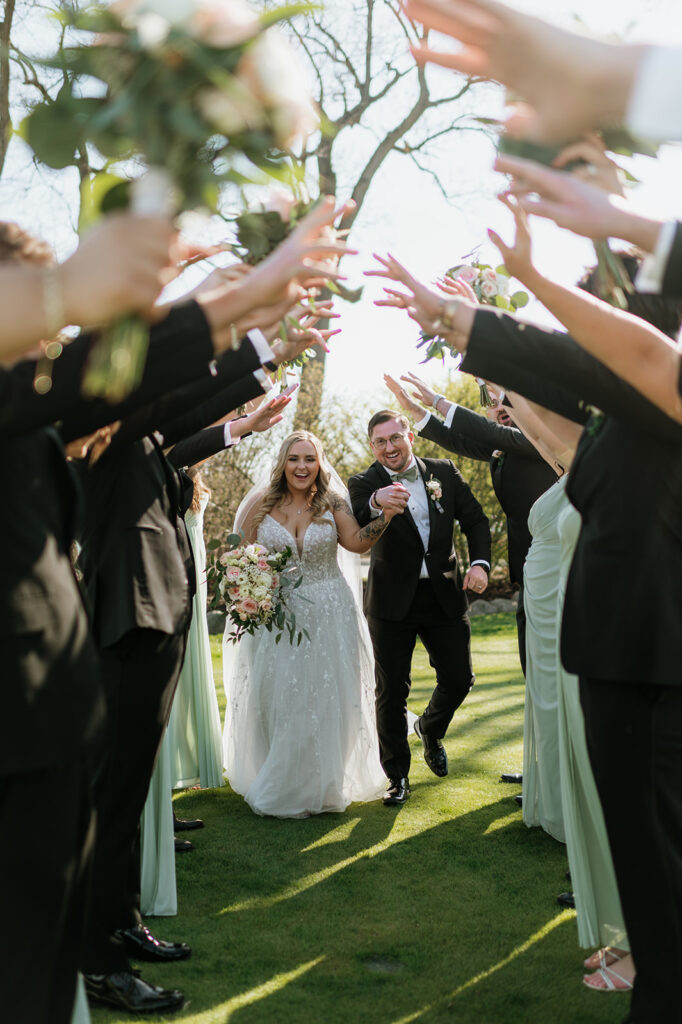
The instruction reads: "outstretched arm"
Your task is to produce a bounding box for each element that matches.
[490,193,682,427]
[329,492,401,554]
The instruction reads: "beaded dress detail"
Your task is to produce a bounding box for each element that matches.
[223,512,385,817]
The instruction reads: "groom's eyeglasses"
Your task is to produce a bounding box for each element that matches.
[371,432,408,450]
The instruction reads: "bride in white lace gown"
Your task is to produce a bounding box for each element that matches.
[223,431,400,817]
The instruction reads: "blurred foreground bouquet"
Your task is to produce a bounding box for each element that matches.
[22,0,317,400]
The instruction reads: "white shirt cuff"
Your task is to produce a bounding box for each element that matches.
[253,367,273,391]
[470,560,490,572]
[627,46,682,143]
[444,403,457,429]
[413,411,431,432]
[223,421,238,448]
[635,220,676,293]
[246,328,273,365]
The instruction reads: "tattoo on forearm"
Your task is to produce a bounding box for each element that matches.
[358,514,388,545]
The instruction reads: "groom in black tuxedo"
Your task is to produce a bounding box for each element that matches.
[349,410,491,804]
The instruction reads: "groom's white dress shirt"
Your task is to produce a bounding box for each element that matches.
[370,455,489,579]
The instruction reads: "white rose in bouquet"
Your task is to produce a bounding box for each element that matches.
[480,279,497,299]
[495,272,510,297]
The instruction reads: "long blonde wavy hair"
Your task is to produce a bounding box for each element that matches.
[250,431,335,534]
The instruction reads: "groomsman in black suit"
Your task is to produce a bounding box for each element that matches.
[349,410,491,805]
[386,373,557,675]
[459,305,682,1024]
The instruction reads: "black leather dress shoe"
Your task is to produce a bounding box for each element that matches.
[173,813,204,831]
[383,777,411,806]
[557,891,575,909]
[117,924,191,962]
[84,972,184,1013]
[514,794,523,807]
[413,719,448,777]
[500,772,523,784]
[175,835,194,852]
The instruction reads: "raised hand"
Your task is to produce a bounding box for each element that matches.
[62,213,176,328]
[368,252,477,353]
[552,134,626,197]
[436,275,478,305]
[399,371,438,408]
[384,373,424,418]
[487,193,535,285]
[494,154,662,251]
[405,0,639,143]
[374,482,410,515]
[244,391,294,433]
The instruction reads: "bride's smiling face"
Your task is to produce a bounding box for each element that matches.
[284,440,320,494]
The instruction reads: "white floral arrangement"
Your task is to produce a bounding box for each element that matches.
[212,540,307,645]
[426,476,444,513]
[446,262,529,312]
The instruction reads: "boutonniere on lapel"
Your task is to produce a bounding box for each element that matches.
[426,476,444,514]
[579,402,606,439]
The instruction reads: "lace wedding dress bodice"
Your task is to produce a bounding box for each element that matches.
[222,511,384,818]
[257,512,343,587]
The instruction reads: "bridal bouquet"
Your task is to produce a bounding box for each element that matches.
[21,0,317,401]
[212,538,308,645]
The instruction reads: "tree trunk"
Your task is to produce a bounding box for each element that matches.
[0,0,16,178]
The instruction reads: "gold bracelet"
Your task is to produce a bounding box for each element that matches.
[42,265,65,339]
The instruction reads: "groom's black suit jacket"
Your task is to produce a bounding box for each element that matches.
[348,456,491,621]
[419,409,557,585]
[461,309,682,686]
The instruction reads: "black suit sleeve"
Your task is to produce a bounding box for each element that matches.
[461,309,682,442]
[447,460,491,567]
[662,223,682,296]
[2,302,267,442]
[419,407,539,460]
[166,424,232,468]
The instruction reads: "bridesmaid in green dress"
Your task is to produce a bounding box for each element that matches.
[556,495,634,990]
[522,476,566,842]
[167,472,224,791]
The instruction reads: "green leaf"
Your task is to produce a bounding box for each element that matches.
[495,265,510,276]
[226,533,242,548]
[20,101,81,170]
[206,538,221,550]
[494,294,508,308]
[511,291,529,309]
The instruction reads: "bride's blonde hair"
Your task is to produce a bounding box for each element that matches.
[251,431,334,533]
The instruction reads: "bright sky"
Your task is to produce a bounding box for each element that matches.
[4,0,682,408]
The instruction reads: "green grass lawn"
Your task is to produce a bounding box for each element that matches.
[92,614,627,1024]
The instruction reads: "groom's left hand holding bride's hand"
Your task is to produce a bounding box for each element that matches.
[462,565,489,595]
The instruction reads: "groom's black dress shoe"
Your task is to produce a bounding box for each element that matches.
[500,772,523,784]
[84,972,185,1013]
[117,924,191,962]
[413,718,448,777]
[557,891,575,909]
[174,813,204,831]
[175,836,194,852]
[383,778,411,806]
